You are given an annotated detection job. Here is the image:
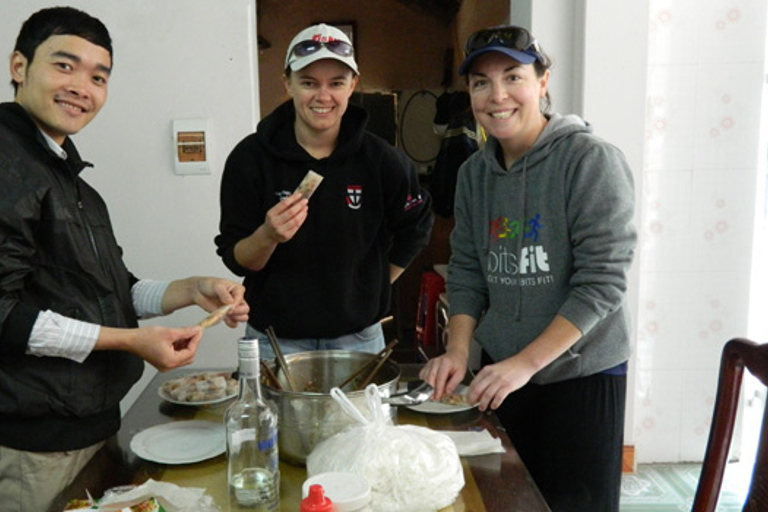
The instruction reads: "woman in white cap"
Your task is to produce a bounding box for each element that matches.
[420,25,636,512]
[216,24,433,360]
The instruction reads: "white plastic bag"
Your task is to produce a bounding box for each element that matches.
[306,384,464,512]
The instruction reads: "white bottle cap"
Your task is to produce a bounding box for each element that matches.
[302,472,372,512]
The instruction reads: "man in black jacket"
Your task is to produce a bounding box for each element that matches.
[0,8,249,511]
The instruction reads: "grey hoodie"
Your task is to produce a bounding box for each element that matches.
[448,113,636,384]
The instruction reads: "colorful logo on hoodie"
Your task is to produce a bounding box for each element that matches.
[490,213,543,242]
[487,213,553,287]
[346,185,362,210]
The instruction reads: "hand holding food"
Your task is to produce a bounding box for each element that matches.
[197,304,232,329]
[263,192,309,244]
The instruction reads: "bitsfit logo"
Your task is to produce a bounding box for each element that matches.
[486,213,554,287]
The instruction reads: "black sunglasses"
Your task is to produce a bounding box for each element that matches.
[465,26,541,58]
[289,39,354,59]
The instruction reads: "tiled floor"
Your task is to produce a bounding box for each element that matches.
[620,461,751,511]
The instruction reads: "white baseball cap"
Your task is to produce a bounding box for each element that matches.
[284,23,359,75]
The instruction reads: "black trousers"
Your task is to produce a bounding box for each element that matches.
[491,360,627,512]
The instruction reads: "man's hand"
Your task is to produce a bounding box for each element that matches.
[162,277,249,327]
[129,325,203,371]
[188,277,249,328]
[97,324,202,371]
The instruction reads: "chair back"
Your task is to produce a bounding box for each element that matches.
[692,338,768,512]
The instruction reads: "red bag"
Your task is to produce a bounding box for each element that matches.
[414,270,445,347]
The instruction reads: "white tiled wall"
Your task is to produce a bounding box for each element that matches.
[637,0,767,462]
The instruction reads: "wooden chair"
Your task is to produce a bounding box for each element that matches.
[692,338,768,512]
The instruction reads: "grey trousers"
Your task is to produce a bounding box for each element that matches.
[0,441,104,512]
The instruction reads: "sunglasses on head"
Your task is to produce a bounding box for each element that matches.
[465,26,541,58]
[289,39,354,59]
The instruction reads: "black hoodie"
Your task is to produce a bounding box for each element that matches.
[216,101,433,338]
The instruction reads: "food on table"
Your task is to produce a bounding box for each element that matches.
[161,371,237,403]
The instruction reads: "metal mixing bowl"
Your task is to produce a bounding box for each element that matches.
[262,350,401,465]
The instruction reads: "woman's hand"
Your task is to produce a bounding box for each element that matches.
[420,314,476,401]
[262,192,308,243]
[419,349,468,402]
[466,356,538,411]
[466,315,584,411]
[234,192,308,271]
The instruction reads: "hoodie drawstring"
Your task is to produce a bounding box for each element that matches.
[514,155,528,322]
[483,146,527,323]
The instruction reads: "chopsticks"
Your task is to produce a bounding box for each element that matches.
[337,338,399,390]
[260,360,282,389]
[266,326,298,392]
[359,341,397,388]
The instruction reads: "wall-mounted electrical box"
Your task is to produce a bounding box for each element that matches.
[173,119,210,175]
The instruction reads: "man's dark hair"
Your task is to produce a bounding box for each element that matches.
[11,6,113,93]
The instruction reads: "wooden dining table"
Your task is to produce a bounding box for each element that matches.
[52,365,550,512]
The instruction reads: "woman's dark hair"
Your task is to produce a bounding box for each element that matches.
[11,6,112,93]
[532,45,553,114]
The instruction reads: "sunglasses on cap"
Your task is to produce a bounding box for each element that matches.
[289,39,354,59]
[465,26,542,59]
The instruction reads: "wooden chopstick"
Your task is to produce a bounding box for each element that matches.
[337,339,399,390]
[260,360,282,389]
[359,345,395,388]
[266,326,298,392]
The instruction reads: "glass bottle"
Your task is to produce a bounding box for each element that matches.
[225,338,280,511]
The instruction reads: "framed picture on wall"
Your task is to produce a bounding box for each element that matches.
[317,21,356,48]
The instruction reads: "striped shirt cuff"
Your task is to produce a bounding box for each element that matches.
[132,279,170,318]
[28,311,100,363]
[26,279,170,362]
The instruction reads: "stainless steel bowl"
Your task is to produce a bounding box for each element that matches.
[262,350,400,465]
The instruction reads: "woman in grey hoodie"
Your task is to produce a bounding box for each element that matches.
[420,26,636,512]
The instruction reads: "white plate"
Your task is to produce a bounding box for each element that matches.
[406,384,477,414]
[130,420,226,464]
[158,371,238,406]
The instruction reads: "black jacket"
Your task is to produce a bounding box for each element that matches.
[0,102,143,451]
[216,101,433,338]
